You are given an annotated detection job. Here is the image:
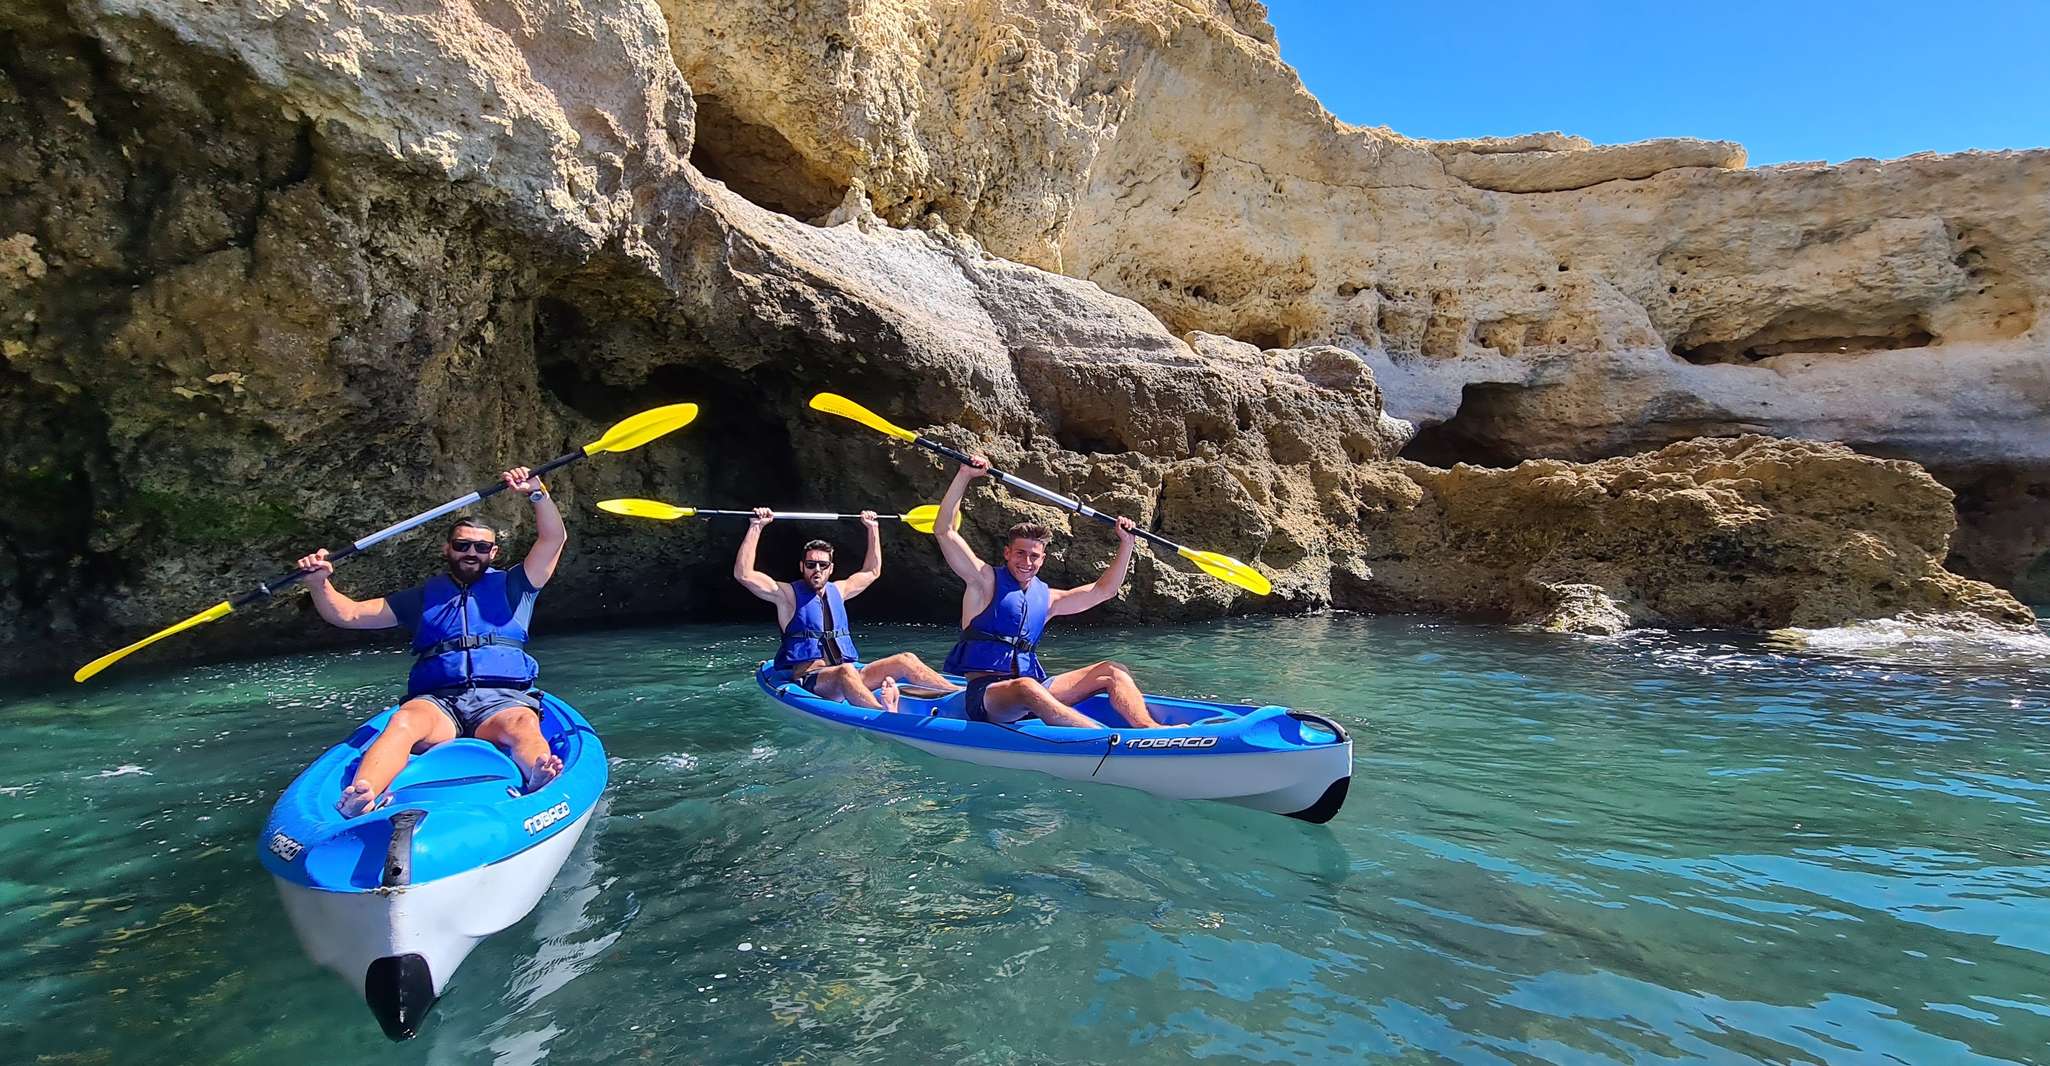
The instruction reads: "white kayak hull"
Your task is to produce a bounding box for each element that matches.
[272,808,593,1022]
[259,693,607,1038]
[883,731,1352,816]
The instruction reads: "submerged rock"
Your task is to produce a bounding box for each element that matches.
[1534,585,1634,638]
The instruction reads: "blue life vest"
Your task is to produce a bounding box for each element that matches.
[404,570,539,696]
[775,581,859,669]
[944,568,1050,681]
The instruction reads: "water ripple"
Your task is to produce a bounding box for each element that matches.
[3,616,2048,1063]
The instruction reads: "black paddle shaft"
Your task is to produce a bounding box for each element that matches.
[911,435,1183,553]
[230,447,586,608]
[692,510,909,520]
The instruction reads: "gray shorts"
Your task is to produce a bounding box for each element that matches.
[411,686,542,737]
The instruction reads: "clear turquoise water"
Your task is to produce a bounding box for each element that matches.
[4,616,2049,1064]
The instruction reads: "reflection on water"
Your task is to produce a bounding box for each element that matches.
[3,615,2048,1064]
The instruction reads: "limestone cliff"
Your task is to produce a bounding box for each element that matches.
[655,0,2050,602]
[0,0,2030,683]
[1345,437,2035,635]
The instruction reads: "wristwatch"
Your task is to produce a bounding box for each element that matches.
[528,481,548,503]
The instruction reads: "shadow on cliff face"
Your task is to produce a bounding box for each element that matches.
[1398,383,1524,468]
[1937,465,2050,604]
[526,279,948,630]
[1669,314,1937,365]
[0,15,332,667]
[688,94,848,223]
[0,26,128,627]
[0,364,118,628]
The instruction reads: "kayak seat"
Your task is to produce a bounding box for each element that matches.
[382,739,524,801]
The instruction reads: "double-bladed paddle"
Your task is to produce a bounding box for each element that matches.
[806,393,1272,595]
[73,403,702,683]
[596,498,958,533]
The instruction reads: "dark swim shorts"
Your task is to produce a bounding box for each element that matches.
[962,675,1002,723]
[413,686,542,737]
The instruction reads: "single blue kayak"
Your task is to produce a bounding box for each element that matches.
[257,692,606,1039]
[754,663,1351,822]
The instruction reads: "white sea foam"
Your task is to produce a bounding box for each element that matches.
[90,765,153,779]
[1776,612,2050,665]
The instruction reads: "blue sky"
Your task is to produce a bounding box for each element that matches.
[1261,1,2050,164]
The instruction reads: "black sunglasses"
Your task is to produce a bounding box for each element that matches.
[449,538,498,554]
[800,559,833,570]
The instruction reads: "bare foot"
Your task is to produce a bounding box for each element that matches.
[525,753,565,792]
[878,677,902,713]
[336,781,384,817]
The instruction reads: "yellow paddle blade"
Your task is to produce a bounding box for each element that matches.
[1178,546,1273,596]
[898,504,959,534]
[809,393,917,442]
[73,600,235,683]
[597,498,696,520]
[581,403,699,456]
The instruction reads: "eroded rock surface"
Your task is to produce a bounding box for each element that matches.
[0,0,2031,682]
[1429,136,1747,193]
[654,0,2050,596]
[1341,438,2033,634]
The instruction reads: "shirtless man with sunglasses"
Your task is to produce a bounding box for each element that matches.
[294,467,566,816]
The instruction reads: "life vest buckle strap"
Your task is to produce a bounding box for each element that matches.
[414,633,526,662]
[964,628,1036,653]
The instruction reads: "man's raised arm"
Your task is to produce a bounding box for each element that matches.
[733,508,787,604]
[1049,517,1137,617]
[295,549,399,629]
[839,511,885,599]
[506,466,566,588]
[934,457,993,584]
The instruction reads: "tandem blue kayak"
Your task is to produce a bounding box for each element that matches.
[754,663,1351,822]
[257,692,606,1040]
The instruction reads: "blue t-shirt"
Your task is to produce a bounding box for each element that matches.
[387,566,542,635]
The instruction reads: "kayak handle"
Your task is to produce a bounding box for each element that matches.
[1286,710,1349,743]
[383,809,427,887]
